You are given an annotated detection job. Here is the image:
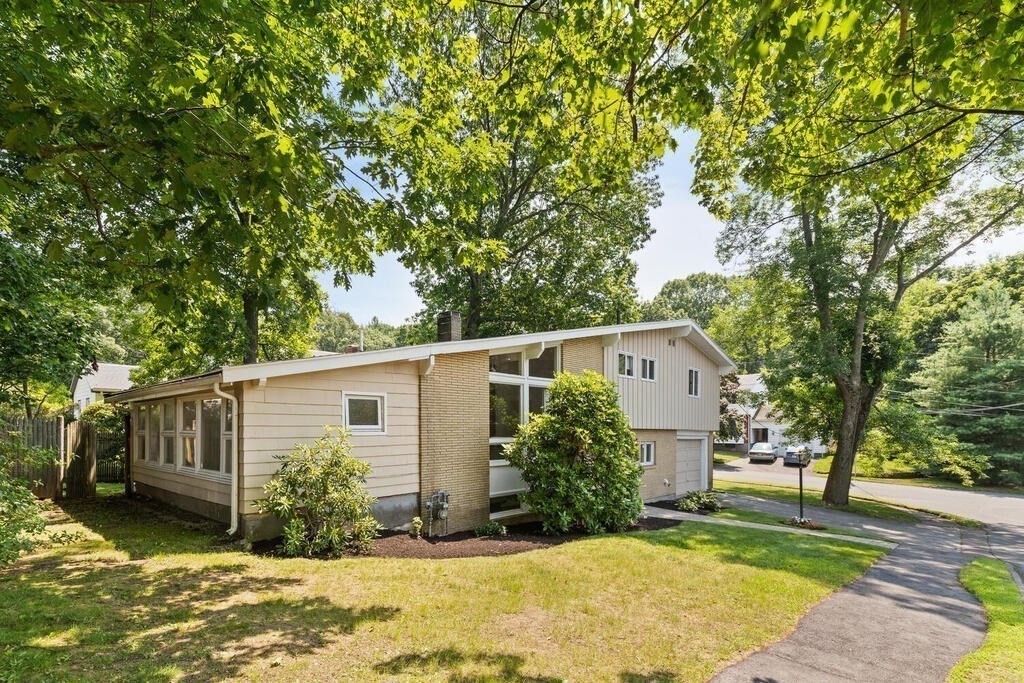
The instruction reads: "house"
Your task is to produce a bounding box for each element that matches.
[71,362,137,416]
[110,315,734,539]
[717,373,826,455]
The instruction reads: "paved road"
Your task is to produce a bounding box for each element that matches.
[711,493,990,683]
[716,457,1024,576]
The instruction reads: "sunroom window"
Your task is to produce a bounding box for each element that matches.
[132,395,232,478]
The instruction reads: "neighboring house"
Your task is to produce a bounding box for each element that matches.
[718,373,826,455]
[111,315,734,539]
[71,362,137,417]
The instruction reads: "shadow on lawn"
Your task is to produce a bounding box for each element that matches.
[0,554,399,682]
[375,647,563,682]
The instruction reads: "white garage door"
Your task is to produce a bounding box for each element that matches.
[675,439,704,494]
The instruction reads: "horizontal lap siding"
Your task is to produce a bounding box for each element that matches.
[606,329,720,432]
[132,463,230,506]
[241,361,420,513]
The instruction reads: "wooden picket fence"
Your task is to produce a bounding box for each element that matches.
[1,416,100,499]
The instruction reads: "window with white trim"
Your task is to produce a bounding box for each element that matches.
[618,352,635,378]
[639,441,655,466]
[488,347,559,462]
[161,400,175,465]
[131,396,233,478]
[688,368,701,397]
[640,356,656,381]
[344,393,385,433]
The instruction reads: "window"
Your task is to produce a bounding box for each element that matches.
[752,428,769,443]
[180,400,197,468]
[132,395,232,478]
[528,347,557,379]
[639,441,655,466]
[135,405,147,461]
[640,356,656,381]
[489,493,522,515]
[618,352,636,378]
[344,393,385,433]
[688,368,701,397]
[489,352,522,375]
[147,403,160,462]
[489,383,522,440]
[200,399,222,471]
[161,401,175,465]
[528,386,547,415]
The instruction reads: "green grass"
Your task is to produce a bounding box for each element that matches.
[812,457,1023,496]
[709,508,892,542]
[714,480,920,523]
[0,493,884,681]
[714,451,743,465]
[949,558,1024,682]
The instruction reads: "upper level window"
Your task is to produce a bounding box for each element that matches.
[688,368,701,397]
[639,441,655,466]
[640,357,656,381]
[345,393,385,433]
[528,347,557,379]
[618,352,635,378]
[489,352,522,375]
[489,347,559,462]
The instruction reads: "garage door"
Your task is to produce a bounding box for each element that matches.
[675,439,704,494]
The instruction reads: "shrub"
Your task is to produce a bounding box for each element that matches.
[79,401,127,437]
[473,521,507,537]
[410,516,423,538]
[505,370,643,534]
[677,490,721,513]
[255,428,381,556]
[0,440,54,565]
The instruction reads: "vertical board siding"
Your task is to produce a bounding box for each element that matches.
[240,360,420,513]
[605,329,721,431]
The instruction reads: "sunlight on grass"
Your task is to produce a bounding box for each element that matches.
[714,480,920,522]
[0,494,885,682]
[949,558,1024,682]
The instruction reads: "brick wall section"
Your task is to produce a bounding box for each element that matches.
[419,350,490,534]
[635,429,678,502]
[561,337,604,375]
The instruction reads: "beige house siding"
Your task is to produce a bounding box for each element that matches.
[560,337,603,375]
[635,429,677,502]
[239,360,420,514]
[606,328,720,431]
[420,350,490,533]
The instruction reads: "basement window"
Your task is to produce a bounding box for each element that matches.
[639,441,655,467]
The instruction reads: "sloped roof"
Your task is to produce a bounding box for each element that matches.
[75,363,137,393]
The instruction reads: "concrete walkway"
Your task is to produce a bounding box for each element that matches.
[693,494,989,683]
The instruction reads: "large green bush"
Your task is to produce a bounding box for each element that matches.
[79,401,127,438]
[0,440,52,565]
[255,428,381,556]
[505,370,642,534]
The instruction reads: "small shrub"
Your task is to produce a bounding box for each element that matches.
[676,490,721,513]
[474,521,507,537]
[506,371,643,534]
[0,440,54,565]
[255,428,381,556]
[410,516,423,538]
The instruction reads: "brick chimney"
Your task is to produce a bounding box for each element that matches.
[437,311,462,342]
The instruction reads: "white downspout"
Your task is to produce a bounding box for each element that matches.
[213,381,240,536]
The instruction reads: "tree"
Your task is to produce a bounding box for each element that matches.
[706,274,792,374]
[912,283,1024,459]
[642,273,730,328]
[369,3,666,339]
[722,184,1024,505]
[0,235,96,418]
[717,372,745,441]
[2,1,432,365]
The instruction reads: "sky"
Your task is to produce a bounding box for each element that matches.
[321,131,1024,326]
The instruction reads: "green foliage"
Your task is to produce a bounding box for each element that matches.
[0,439,53,564]
[950,558,1024,682]
[315,310,412,354]
[255,429,381,556]
[706,274,793,374]
[717,373,745,442]
[473,521,508,537]
[505,371,642,534]
[79,402,127,437]
[410,516,423,539]
[641,273,730,328]
[676,490,721,513]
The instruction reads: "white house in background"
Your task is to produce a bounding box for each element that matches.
[71,363,137,416]
[718,373,827,455]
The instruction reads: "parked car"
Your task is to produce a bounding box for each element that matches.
[747,442,777,463]
[783,446,811,467]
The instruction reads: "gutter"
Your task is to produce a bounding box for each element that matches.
[212,381,240,536]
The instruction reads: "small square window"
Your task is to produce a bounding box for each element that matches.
[641,357,656,381]
[527,347,558,379]
[688,368,701,397]
[345,394,385,432]
[639,442,655,466]
[618,352,636,378]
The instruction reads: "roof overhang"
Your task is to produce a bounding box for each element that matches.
[108,371,222,404]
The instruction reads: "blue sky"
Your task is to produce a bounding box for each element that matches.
[322,131,1024,326]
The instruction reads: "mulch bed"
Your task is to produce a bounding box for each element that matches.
[252,517,680,560]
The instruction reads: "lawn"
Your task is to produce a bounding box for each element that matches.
[709,508,890,542]
[713,480,920,523]
[812,457,1023,496]
[713,451,743,465]
[949,558,1024,682]
[0,492,884,682]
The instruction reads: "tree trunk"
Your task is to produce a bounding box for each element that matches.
[822,383,876,505]
[23,379,32,420]
[242,290,259,364]
[465,271,483,339]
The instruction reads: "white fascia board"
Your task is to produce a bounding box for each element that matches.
[108,374,222,403]
[216,319,734,383]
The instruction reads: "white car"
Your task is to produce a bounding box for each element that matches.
[747,442,777,463]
